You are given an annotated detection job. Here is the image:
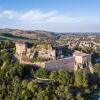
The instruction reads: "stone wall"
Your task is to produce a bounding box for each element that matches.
[15,42,27,55]
[45,57,75,71]
[38,48,56,60]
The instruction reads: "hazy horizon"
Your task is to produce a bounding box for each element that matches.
[1,28,100,34]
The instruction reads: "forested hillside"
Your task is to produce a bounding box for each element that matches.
[0,29,57,42]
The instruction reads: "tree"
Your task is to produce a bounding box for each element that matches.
[58,69,69,85]
[22,80,28,89]
[82,71,88,88]
[36,90,49,100]
[49,71,58,81]
[74,70,88,88]
[35,68,47,78]
[27,81,38,93]
[93,63,100,74]
[74,71,83,87]
[76,93,84,100]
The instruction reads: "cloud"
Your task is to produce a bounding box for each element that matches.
[0,9,99,32]
[19,10,58,22]
[0,10,16,19]
[0,9,83,23]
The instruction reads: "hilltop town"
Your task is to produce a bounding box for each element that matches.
[0,29,100,100]
[0,29,100,72]
[15,41,93,72]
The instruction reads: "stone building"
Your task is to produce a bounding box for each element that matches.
[15,42,69,60]
[15,42,36,61]
[15,42,92,72]
[73,51,93,72]
[45,51,92,72]
[37,44,56,60]
[15,42,27,56]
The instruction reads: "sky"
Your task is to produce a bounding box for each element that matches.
[0,0,100,32]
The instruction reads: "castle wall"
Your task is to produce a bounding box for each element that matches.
[45,57,75,71]
[15,42,92,72]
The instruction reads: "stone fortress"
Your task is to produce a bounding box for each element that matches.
[15,42,93,72]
